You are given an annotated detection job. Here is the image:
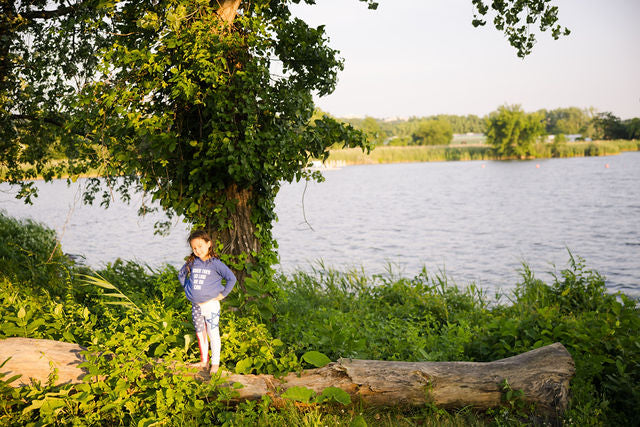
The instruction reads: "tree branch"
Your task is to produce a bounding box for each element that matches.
[11,113,64,127]
[10,114,89,139]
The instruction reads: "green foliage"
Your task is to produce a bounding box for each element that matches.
[222,313,300,375]
[224,268,280,321]
[411,119,453,146]
[471,0,570,58]
[79,273,142,312]
[594,112,639,140]
[541,106,594,136]
[359,116,384,145]
[467,255,640,426]
[500,379,527,414]
[343,114,486,146]
[626,118,640,140]
[0,211,72,298]
[271,267,488,362]
[486,105,546,158]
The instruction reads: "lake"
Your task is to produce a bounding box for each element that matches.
[2,152,639,296]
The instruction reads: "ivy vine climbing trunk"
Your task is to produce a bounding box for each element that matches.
[208,184,259,285]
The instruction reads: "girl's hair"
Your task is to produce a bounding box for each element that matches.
[184,230,218,273]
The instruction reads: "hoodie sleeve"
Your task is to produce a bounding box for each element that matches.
[215,259,237,297]
[178,262,197,302]
[178,263,189,287]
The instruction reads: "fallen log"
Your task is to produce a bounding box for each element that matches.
[0,338,574,415]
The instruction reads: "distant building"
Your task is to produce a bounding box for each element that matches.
[548,134,590,142]
[452,133,486,144]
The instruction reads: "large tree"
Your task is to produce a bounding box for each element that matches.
[1,0,568,282]
[486,105,546,158]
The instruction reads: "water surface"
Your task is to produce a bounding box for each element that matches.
[2,152,638,296]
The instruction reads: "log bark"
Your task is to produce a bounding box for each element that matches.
[0,338,574,415]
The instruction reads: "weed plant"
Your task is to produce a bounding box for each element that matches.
[0,213,638,425]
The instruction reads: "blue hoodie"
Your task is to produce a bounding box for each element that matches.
[178,257,237,304]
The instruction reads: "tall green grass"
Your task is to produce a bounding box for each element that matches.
[540,139,640,158]
[327,145,495,164]
[326,139,640,165]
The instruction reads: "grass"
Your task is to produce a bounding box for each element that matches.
[326,139,640,165]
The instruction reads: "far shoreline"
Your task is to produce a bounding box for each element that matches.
[324,139,640,166]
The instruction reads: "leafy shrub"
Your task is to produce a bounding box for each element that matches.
[0,211,72,298]
[467,254,640,425]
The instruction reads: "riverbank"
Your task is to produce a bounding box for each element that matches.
[326,139,640,165]
[1,211,639,425]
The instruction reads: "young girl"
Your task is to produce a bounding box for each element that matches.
[178,230,236,374]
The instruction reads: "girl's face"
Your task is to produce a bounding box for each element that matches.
[190,237,212,260]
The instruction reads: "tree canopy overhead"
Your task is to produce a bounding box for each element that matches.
[1,0,568,282]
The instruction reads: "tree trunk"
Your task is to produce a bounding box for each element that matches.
[209,184,259,285]
[0,338,574,416]
[216,0,241,25]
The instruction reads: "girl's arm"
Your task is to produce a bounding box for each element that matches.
[178,263,189,288]
[215,259,237,298]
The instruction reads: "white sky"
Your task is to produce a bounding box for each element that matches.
[290,0,640,119]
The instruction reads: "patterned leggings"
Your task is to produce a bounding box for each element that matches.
[191,300,221,365]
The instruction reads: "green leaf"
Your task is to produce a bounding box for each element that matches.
[302,350,331,368]
[235,357,253,374]
[349,415,368,427]
[317,386,351,405]
[17,307,26,319]
[23,399,45,413]
[40,397,66,414]
[282,386,315,403]
[137,418,160,427]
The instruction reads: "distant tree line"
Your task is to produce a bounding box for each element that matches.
[337,114,485,146]
[328,107,640,149]
[593,113,640,140]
